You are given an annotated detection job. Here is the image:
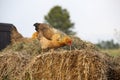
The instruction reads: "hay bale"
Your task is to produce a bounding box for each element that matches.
[10,26,23,43]
[3,39,42,55]
[0,49,119,80]
[0,51,31,80]
[108,56,120,80]
[23,50,109,80]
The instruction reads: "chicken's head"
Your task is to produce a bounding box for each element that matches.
[62,36,72,46]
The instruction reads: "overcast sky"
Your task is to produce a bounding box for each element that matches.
[0,0,120,43]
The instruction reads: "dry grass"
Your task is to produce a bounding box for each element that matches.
[3,39,42,55]
[0,50,105,80]
[0,51,30,80]
[25,50,109,80]
[0,46,120,80]
[10,26,23,43]
[0,29,120,80]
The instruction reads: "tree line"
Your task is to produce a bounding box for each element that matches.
[96,40,120,49]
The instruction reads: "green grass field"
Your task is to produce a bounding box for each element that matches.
[101,49,120,57]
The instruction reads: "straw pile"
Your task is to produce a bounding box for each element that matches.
[24,50,109,80]
[1,48,119,80]
[0,51,31,80]
[0,33,120,80]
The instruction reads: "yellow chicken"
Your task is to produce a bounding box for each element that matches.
[31,31,38,39]
[33,23,72,49]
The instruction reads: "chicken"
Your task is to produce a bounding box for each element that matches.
[31,31,38,39]
[33,23,72,49]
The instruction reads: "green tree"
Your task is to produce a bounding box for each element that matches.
[44,5,75,35]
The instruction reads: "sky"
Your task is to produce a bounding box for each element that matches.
[0,0,120,43]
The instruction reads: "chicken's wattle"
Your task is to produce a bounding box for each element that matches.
[67,40,72,46]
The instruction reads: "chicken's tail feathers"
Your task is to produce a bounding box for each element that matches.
[33,23,40,31]
[33,23,39,27]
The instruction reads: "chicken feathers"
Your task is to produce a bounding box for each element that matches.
[34,23,54,40]
[33,23,72,49]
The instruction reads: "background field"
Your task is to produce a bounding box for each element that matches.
[101,49,120,57]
